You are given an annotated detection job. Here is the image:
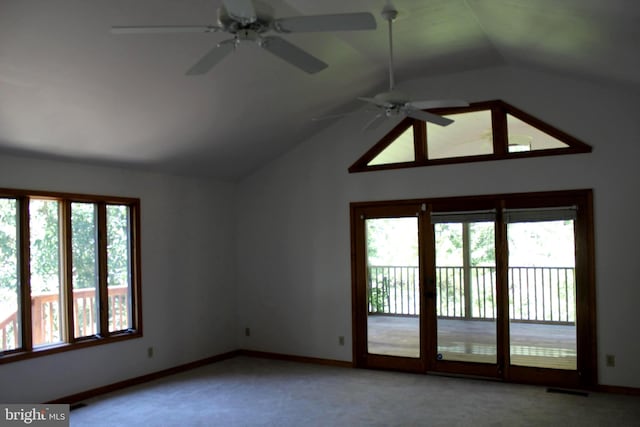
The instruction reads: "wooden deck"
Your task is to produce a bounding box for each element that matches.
[367,315,576,370]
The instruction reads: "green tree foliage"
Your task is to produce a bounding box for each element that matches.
[435,222,495,266]
[0,199,19,318]
[107,205,130,287]
[469,222,495,266]
[366,218,418,266]
[72,203,98,289]
[30,199,61,293]
[1,200,132,296]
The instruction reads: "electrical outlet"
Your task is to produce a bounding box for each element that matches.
[245,327,251,337]
[338,336,345,346]
[605,354,615,367]
[147,346,154,358]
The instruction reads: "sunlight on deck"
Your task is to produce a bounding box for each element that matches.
[367,316,576,370]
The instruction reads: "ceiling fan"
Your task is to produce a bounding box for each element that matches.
[111,0,376,75]
[351,2,468,130]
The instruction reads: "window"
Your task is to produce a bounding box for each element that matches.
[368,126,415,166]
[349,100,592,172]
[0,189,141,363]
[427,110,494,160]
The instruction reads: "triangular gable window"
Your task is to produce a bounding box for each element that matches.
[349,100,591,173]
[369,125,415,166]
[506,113,569,152]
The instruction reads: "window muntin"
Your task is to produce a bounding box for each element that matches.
[0,198,20,352]
[0,190,141,363]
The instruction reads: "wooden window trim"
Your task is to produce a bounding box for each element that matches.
[349,100,592,173]
[0,188,142,364]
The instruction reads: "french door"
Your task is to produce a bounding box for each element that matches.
[351,190,596,388]
[351,203,426,372]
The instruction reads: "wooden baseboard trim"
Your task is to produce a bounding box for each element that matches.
[46,348,639,404]
[48,350,240,404]
[239,349,353,369]
[596,384,640,395]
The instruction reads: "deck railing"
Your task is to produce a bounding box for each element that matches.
[0,286,128,351]
[368,265,575,324]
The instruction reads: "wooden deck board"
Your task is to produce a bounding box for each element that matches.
[367,315,577,370]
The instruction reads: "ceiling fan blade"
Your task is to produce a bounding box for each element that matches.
[407,99,469,110]
[111,25,220,34]
[405,109,454,126]
[357,97,393,108]
[186,42,235,75]
[260,36,328,74]
[222,0,257,24]
[362,113,387,131]
[274,12,376,33]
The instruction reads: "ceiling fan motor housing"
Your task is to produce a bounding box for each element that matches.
[217,0,274,34]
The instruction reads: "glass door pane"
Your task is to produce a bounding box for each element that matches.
[366,217,420,358]
[507,219,577,370]
[434,221,497,364]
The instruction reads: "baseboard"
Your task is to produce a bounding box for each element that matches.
[596,384,640,395]
[47,350,240,404]
[238,349,353,369]
[46,348,639,404]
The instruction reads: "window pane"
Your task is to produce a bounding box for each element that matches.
[0,198,20,351]
[368,126,415,166]
[435,221,497,364]
[507,114,569,152]
[107,205,132,332]
[366,217,420,358]
[508,219,577,370]
[30,199,63,347]
[427,111,493,160]
[72,203,99,338]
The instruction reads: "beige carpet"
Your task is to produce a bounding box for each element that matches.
[70,356,640,427]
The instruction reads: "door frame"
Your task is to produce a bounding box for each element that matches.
[350,189,596,388]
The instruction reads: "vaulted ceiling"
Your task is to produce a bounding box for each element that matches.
[1,0,638,180]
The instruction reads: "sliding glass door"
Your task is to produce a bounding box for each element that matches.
[351,190,596,388]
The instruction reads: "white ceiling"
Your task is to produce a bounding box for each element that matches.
[1,0,639,180]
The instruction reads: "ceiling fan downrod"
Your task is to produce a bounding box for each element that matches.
[382,4,398,92]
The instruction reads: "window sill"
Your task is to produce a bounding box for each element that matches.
[0,330,142,364]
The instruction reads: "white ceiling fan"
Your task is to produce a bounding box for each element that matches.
[111,0,376,75]
[355,2,469,130]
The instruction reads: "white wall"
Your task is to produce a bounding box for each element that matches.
[235,65,640,388]
[0,155,237,402]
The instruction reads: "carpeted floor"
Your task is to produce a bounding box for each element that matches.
[70,356,640,427]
